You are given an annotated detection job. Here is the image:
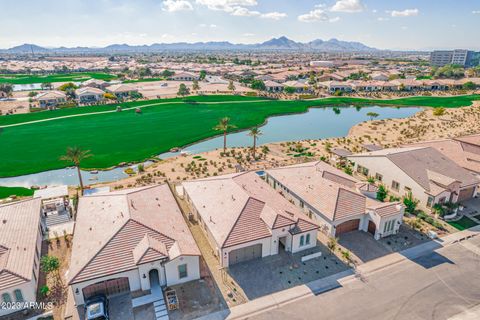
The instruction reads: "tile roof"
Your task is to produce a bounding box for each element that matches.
[68,185,199,285]
[0,198,42,291]
[182,172,317,249]
[266,161,390,222]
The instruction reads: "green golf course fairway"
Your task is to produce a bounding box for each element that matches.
[0,72,117,85]
[0,94,479,178]
[0,186,34,199]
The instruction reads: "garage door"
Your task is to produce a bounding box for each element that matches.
[229,244,262,266]
[82,277,130,300]
[458,187,475,202]
[335,219,360,236]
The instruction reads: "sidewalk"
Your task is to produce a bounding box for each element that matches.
[196,226,480,320]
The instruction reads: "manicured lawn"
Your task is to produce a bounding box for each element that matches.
[447,216,479,231]
[0,186,34,199]
[0,72,117,84]
[0,94,478,178]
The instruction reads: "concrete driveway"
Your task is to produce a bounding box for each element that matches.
[228,242,349,300]
[109,293,134,320]
[338,231,392,263]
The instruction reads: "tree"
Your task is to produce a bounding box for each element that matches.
[60,147,92,195]
[104,92,117,100]
[40,285,50,297]
[199,70,207,80]
[214,117,236,154]
[250,79,266,91]
[0,84,13,97]
[177,83,190,97]
[403,192,419,214]
[192,80,200,91]
[366,112,379,121]
[284,86,296,95]
[248,127,262,160]
[433,107,446,116]
[376,184,388,202]
[58,82,77,92]
[161,69,175,78]
[228,80,236,92]
[41,255,60,283]
[327,237,338,254]
[41,82,53,90]
[463,81,476,90]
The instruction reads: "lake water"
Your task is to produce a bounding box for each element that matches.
[0,105,421,187]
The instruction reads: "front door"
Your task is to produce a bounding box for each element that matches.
[368,221,376,235]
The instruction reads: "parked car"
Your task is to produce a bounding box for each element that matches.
[85,294,109,320]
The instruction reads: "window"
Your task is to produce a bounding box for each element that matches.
[306,234,311,245]
[375,173,383,182]
[178,264,188,279]
[427,196,434,208]
[2,293,11,303]
[300,201,304,208]
[383,220,396,233]
[357,165,369,176]
[14,289,23,302]
[300,235,305,246]
[404,186,412,195]
[439,197,446,204]
[391,180,400,191]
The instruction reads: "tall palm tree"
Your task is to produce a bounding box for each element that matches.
[248,127,262,160]
[60,147,92,195]
[213,117,236,154]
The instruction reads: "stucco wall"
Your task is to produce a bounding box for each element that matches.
[165,255,200,286]
[0,281,37,317]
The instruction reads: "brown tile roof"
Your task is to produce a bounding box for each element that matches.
[182,172,317,249]
[68,185,199,285]
[0,198,42,291]
[266,161,371,222]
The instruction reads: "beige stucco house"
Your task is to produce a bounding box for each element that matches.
[266,161,404,240]
[348,147,480,210]
[181,172,319,268]
[68,185,200,306]
[36,90,67,108]
[0,198,43,317]
[75,87,105,104]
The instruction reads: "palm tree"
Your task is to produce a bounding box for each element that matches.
[60,147,92,195]
[213,117,236,154]
[248,127,262,160]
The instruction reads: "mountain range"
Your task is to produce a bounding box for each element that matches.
[1,37,378,54]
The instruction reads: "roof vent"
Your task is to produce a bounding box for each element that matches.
[2,219,6,224]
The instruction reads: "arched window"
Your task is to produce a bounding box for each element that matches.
[2,293,11,303]
[14,289,24,302]
[300,235,305,246]
[306,234,311,245]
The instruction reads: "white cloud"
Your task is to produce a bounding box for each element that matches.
[377,17,389,21]
[195,0,257,11]
[329,16,340,22]
[473,10,480,14]
[331,0,365,13]
[391,8,419,17]
[230,7,260,16]
[260,12,287,20]
[298,8,329,22]
[162,0,193,12]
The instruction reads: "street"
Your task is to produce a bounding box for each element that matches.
[249,236,480,320]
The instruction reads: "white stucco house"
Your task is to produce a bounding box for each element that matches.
[266,161,404,240]
[75,87,105,104]
[36,90,67,108]
[68,185,200,306]
[347,147,480,210]
[0,198,43,317]
[170,72,199,81]
[181,171,319,268]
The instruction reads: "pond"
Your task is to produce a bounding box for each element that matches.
[0,105,422,187]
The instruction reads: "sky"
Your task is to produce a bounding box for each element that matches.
[0,0,479,50]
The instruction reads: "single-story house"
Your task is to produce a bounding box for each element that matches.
[264,80,284,92]
[0,198,43,317]
[283,80,311,93]
[75,87,105,103]
[404,134,480,177]
[68,185,200,306]
[105,84,138,98]
[170,72,199,81]
[266,161,404,240]
[81,79,108,89]
[36,90,67,108]
[181,172,319,268]
[323,81,352,93]
[347,147,480,209]
[370,72,389,81]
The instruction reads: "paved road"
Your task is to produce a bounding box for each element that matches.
[249,236,480,320]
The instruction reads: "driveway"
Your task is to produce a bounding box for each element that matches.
[109,293,134,320]
[338,231,391,263]
[228,242,349,300]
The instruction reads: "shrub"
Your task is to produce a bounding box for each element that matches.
[403,192,419,214]
[376,185,388,202]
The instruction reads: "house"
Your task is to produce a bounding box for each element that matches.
[105,84,138,98]
[181,172,319,268]
[264,80,284,92]
[266,162,404,240]
[75,87,105,104]
[283,80,311,93]
[404,134,480,177]
[34,185,73,236]
[68,185,200,306]
[371,72,389,81]
[170,72,199,81]
[36,90,67,108]
[347,147,480,210]
[81,79,108,89]
[323,81,352,93]
[0,198,43,317]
